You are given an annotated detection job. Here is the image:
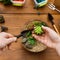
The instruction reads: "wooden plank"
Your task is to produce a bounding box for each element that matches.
[0,14,60,60]
[54,0,60,9]
[0,0,58,14]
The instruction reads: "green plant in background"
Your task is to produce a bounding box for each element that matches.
[2,0,12,5]
[34,26,43,35]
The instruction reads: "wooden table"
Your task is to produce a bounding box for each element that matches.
[0,0,60,60]
[0,0,57,14]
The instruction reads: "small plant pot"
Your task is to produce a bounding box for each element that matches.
[11,0,25,6]
[34,0,48,8]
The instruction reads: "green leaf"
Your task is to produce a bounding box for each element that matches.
[33,21,41,26]
[34,26,43,35]
[40,22,47,26]
[33,21,47,27]
[2,0,12,5]
[27,37,36,45]
[26,31,32,37]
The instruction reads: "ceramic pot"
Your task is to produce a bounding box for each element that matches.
[34,0,48,7]
[11,0,25,6]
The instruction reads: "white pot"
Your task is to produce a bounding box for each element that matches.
[11,0,25,6]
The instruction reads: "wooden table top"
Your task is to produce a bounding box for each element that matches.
[0,0,60,60]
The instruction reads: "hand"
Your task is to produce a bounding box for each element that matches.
[0,32,17,50]
[32,26,60,56]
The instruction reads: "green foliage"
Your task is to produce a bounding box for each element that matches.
[40,22,47,26]
[34,26,43,35]
[27,37,36,45]
[33,21,41,26]
[33,21,47,35]
[33,21,47,27]
[2,0,12,5]
[26,31,32,37]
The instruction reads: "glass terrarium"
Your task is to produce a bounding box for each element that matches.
[21,20,47,52]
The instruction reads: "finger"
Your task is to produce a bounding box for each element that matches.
[42,26,53,33]
[0,32,14,38]
[6,37,17,44]
[33,34,48,45]
[32,34,53,48]
[42,26,60,41]
[32,34,43,41]
[6,33,14,38]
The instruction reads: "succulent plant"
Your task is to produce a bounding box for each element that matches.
[34,26,43,35]
[23,37,36,49]
[27,37,36,45]
[26,31,32,37]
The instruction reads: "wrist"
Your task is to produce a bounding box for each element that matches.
[55,43,60,56]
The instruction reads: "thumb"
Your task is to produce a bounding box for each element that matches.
[6,37,17,44]
[42,26,60,42]
[32,34,43,42]
[42,26,53,33]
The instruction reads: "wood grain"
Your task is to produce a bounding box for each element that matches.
[0,14,60,60]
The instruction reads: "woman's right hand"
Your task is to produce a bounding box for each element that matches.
[32,26,60,56]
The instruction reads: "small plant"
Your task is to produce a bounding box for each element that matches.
[33,21,47,35]
[26,31,32,37]
[34,26,43,35]
[27,37,36,45]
